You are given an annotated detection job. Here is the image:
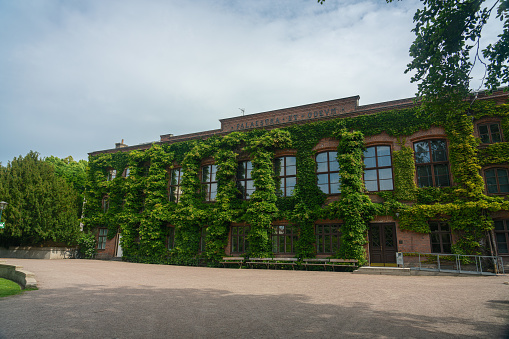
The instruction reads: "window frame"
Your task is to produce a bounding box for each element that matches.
[169,167,185,203]
[102,196,109,213]
[167,226,175,250]
[315,223,341,255]
[429,221,452,254]
[484,167,509,195]
[316,150,341,195]
[478,122,503,144]
[231,225,250,254]
[363,145,394,192]
[494,220,509,255]
[272,224,298,254]
[413,139,451,188]
[199,227,207,253]
[107,169,116,181]
[98,228,108,250]
[201,164,217,202]
[237,160,255,200]
[274,155,297,197]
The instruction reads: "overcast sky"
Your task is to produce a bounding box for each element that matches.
[0,0,501,165]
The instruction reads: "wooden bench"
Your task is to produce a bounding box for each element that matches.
[271,258,298,270]
[302,258,359,271]
[220,257,244,268]
[302,258,330,270]
[246,257,273,269]
[329,259,358,271]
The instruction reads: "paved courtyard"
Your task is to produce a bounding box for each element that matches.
[0,259,508,338]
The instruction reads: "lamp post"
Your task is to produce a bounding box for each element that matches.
[0,201,8,229]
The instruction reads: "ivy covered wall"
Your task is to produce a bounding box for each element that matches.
[84,98,509,265]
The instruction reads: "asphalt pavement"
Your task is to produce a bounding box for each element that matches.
[0,259,508,338]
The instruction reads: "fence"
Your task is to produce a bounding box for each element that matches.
[398,252,505,276]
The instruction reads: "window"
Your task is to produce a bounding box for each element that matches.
[316,151,340,194]
[167,226,175,250]
[272,224,298,254]
[202,164,217,202]
[364,146,393,191]
[102,196,109,213]
[485,168,509,194]
[123,167,130,177]
[199,227,207,252]
[315,224,341,254]
[237,160,255,199]
[275,156,296,197]
[478,123,502,144]
[231,225,250,254]
[107,169,116,181]
[494,220,509,254]
[429,221,452,253]
[98,228,108,250]
[414,139,451,187]
[169,167,184,202]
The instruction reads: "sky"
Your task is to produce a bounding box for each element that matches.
[0,0,502,165]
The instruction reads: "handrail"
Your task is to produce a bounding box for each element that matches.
[398,252,505,276]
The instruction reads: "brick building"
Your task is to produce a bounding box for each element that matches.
[87,89,509,266]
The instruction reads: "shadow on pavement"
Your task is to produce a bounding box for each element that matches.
[0,283,507,338]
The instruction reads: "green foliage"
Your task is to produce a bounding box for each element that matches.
[45,155,87,218]
[77,232,97,259]
[0,278,22,297]
[384,0,509,111]
[85,98,509,264]
[0,151,80,247]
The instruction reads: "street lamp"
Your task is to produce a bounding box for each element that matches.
[0,201,8,223]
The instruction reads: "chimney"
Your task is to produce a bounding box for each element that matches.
[115,139,128,149]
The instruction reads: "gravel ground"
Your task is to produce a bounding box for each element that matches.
[0,259,508,339]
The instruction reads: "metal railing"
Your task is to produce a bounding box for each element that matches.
[397,252,505,275]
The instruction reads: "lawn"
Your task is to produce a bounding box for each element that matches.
[0,278,24,297]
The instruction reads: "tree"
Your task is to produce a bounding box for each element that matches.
[45,155,87,218]
[320,0,509,110]
[0,151,80,247]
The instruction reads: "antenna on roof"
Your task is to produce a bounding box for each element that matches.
[239,108,245,116]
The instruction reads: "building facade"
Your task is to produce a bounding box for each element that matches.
[86,90,509,266]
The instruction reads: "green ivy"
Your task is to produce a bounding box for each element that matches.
[84,98,509,264]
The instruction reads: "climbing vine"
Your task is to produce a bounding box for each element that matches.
[84,96,509,264]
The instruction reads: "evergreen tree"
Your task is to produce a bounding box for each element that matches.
[0,151,80,247]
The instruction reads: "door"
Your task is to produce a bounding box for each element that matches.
[115,234,123,257]
[369,223,397,265]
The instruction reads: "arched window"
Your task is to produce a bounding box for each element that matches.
[237,160,254,200]
[201,164,217,202]
[169,167,184,203]
[485,168,509,194]
[414,139,451,187]
[275,156,296,197]
[316,151,340,194]
[364,145,393,191]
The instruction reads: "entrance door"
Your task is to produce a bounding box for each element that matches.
[369,223,397,265]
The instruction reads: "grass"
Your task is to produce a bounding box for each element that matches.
[0,278,31,297]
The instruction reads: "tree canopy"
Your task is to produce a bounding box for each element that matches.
[320,0,509,109]
[0,151,81,247]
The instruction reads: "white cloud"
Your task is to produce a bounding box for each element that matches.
[1,0,425,164]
